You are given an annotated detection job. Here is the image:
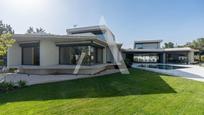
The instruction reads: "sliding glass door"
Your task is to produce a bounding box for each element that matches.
[59,45,103,65]
[166,52,188,64]
[22,47,39,65]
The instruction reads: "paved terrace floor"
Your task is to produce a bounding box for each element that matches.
[0,69,120,85]
[133,64,204,82]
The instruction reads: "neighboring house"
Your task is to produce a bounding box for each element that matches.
[123,40,197,64]
[7,25,122,75]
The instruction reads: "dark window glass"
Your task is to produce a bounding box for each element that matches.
[22,47,39,65]
[59,46,103,65]
[166,52,188,64]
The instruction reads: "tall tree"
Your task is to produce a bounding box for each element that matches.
[177,42,193,48]
[26,27,46,34]
[0,20,15,57]
[0,20,14,34]
[164,42,174,48]
[0,34,15,56]
[191,38,204,50]
[26,27,35,34]
[191,38,204,63]
[36,27,45,33]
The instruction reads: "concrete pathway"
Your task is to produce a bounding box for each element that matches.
[0,69,119,85]
[133,64,204,82]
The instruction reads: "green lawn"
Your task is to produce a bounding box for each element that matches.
[0,69,204,115]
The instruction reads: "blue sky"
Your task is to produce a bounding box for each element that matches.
[1,0,204,48]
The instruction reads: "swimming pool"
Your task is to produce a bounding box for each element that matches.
[136,64,188,70]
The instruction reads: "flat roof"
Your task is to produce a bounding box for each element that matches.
[122,48,164,53]
[164,47,198,52]
[67,25,109,33]
[13,34,108,46]
[123,47,197,53]
[66,25,115,38]
[134,40,163,43]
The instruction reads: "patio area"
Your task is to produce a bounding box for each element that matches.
[0,69,119,85]
[9,64,116,75]
[132,64,204,82]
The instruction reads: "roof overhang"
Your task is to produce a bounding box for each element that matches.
[13,34,108,48]
[164,47,198,52]
[66,25,115,38]
[134,40,163,44]
[122,49,164,53]
[122,47,198,53]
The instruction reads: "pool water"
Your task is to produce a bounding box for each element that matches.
[136,64,188,70]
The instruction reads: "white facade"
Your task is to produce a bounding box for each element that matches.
[188,51,195,64]
[7,43,22,67]
[7,32,117,68]
[6,25,123,75]
[40,40,59,66]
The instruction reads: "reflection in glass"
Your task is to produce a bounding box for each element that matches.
[59,46,103,65]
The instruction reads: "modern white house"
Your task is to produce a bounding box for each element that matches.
[123,40,197,64]
[7,25,198,75]
[7,25,121,75]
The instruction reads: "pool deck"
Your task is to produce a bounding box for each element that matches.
[132,64,204,82]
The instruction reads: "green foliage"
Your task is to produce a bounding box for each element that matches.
[8,68,17,73]
[180,38,204,49]
[177,42,192,48]
[0,34,15,56]
[124,58,132,68]
[0,69,204,114]
[26,26,46,34]
[26,27,34,34]
[191,38,204,50]
[201,56,204,62]
[0,82,15,92]
[17,80,27,88]
[163,42,174,48]
[0,20,14,34]
[0,20,15,57]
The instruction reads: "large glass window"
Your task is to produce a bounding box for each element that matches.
[59,46,103,65]
[135,44,143,49]
[133,53,159,63]
[166,52,188,64]
[22,47,39,65]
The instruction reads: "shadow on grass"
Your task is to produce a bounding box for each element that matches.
[0,69,176,104]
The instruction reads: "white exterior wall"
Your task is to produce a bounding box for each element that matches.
[7,43,22,68]
[103,47,107,63]
[40,40,59,66]
[188,51,194,64]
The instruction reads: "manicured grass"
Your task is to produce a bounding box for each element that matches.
[0,69,204,115]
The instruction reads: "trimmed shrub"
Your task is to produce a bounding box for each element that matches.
[124,58,133,68]
[9,68,17,73]
[17,80,27,88]
[0,82,15,92]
